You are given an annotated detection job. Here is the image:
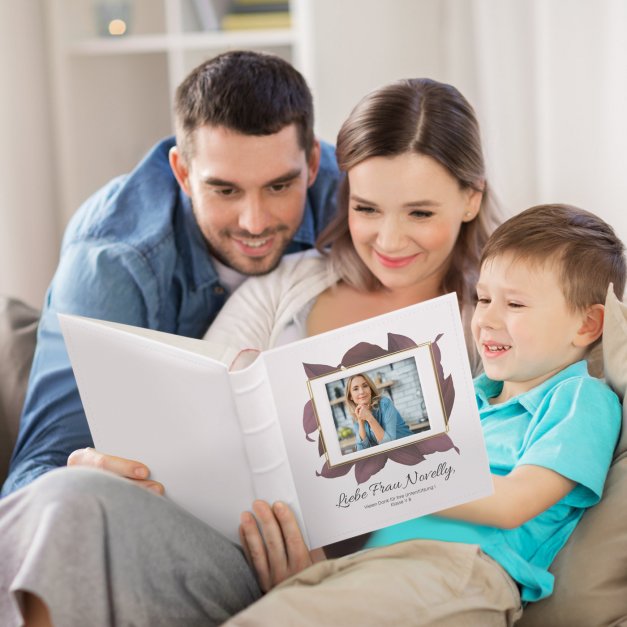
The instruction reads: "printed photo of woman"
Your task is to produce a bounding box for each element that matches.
[345,373,412,451]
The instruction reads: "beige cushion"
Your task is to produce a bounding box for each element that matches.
[602,286,627,456]
[519,286,627,627]
[0,297,39,484]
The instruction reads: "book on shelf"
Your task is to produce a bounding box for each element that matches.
[59,292,492,549]
[221,10,290,30]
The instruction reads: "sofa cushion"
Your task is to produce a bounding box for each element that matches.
[0,297,39,483]
[602,285,627,456]
[518,286,627,627]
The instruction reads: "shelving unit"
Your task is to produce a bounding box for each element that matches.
[45,0,303,224]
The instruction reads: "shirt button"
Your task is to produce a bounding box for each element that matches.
[213,285,225,295]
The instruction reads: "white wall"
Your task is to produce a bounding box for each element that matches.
[2,0,626,308]
[304,0,447,145]
[306,0,627,248]
[0,0,60,307]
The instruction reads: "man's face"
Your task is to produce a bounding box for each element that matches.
[171,124,320,275]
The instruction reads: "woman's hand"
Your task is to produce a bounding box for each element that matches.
[355,403,385,443]
[67,447,165,494]
[355,403,373,423]
[239,500,323,592]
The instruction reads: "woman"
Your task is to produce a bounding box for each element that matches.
[344,373,411,450]
[13,78,502,627]
[205,78,498,374]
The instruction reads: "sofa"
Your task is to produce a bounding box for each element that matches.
[0,296,38,482]
[0,292,626,626]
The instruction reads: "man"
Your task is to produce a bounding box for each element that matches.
[2,50,339,497]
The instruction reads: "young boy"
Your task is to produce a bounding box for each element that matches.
[228,204,625,626]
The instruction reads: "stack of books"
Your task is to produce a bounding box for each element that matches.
[221,0,291,31]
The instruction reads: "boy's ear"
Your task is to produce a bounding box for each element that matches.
[573,304,605,348]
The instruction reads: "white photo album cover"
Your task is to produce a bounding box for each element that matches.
[59,292,492,549]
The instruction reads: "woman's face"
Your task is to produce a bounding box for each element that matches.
[347,153,481,296]
[349,376,372,406]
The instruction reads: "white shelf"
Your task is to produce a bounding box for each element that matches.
[66,34,172,55]
[46,0,303,223]
[67,29,297,55]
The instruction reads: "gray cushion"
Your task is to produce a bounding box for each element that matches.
[518,286,627,626]
[0,296,39,484]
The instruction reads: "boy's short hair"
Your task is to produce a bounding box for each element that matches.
[481,204,626,310]
[174,50,314,162]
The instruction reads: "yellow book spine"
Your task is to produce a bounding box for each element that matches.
[221,11,291,30]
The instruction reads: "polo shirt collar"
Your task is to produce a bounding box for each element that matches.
[475,360,589,413]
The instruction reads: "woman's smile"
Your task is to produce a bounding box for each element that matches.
[374,250,421,268]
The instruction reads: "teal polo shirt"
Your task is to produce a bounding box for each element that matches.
[366,361,621,602]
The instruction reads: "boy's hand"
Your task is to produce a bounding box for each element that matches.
[239,500,320,592]
[67,447,165,494]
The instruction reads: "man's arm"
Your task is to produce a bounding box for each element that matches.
[2,240,159,496]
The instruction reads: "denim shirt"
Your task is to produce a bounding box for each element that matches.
[2,136,340,496]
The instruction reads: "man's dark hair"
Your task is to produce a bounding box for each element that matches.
[174,50,314,161]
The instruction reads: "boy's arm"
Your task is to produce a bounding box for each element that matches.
[438,464,576,529]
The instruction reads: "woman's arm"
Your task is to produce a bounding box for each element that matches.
[357,415,368,442]
[439,464,575,529]
[205,252,338,351]
[353,417,370,450]
[376,397,404,442]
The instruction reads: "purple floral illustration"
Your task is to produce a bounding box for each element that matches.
[302,333,457,485]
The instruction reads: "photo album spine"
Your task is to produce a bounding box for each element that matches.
[229,357,308,544]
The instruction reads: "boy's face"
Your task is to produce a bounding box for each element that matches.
[471,253,587,399]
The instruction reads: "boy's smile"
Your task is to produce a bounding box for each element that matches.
[471,253,590,402]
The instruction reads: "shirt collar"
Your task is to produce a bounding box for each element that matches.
[178,190,220,291]
[474,360,590,412]
[292,192,316,247]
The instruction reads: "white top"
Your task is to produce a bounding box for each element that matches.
[205,250,339,351]
[205,249,482,375]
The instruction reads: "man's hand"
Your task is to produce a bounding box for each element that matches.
[239,500,322,592]
[67,447,164,494]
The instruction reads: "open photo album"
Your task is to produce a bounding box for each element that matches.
[59,292,492,548]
